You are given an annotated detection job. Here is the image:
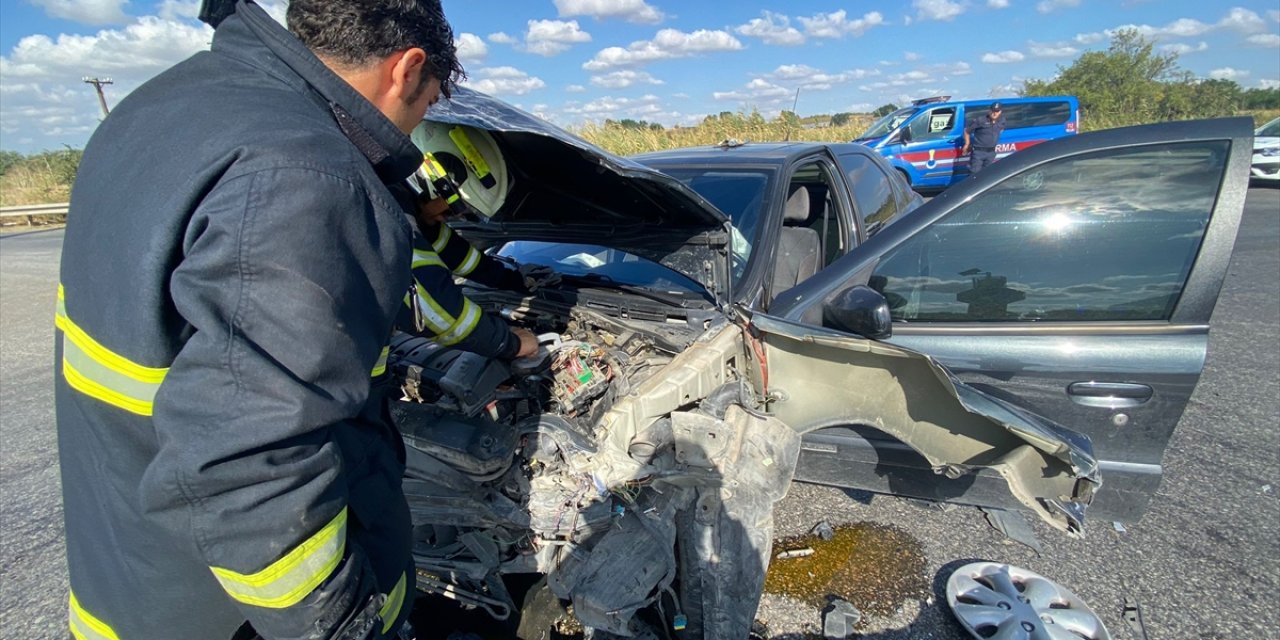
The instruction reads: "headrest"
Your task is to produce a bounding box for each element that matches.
[784,186,810,223]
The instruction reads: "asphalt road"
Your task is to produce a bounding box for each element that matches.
[1,189,1276,639]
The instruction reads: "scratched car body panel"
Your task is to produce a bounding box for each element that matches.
[388,89,1249,636]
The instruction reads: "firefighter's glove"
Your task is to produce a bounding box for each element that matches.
[518,264,561,292]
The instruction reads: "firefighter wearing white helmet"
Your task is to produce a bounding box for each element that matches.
[410,121,511,218]
[397,121,556,359]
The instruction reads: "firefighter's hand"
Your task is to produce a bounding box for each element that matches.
[518,264,561,292]
[961,145,970,156]
[512,327,538,358]
[415,195,451,227]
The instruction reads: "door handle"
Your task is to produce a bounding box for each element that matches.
[1067,382,1153,408]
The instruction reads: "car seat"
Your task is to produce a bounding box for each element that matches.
[771,185,822,297]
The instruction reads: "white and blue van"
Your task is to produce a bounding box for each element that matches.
[853,95,1080,191]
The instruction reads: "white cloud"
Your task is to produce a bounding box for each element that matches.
[1270,10,1280,23]
[1102,8,1270,43]
[1208,67,1248,80]
[735,11,806,46]
[1,17,210,79]
[713,78,792,102]
[1218,7,1266,33]
[455,33,487,63]
[988,0,1010,8]
[464,66,546,96]
[563,94,666,120]
[487,32,517,45]
[761,64,878,90]
[982,50,1026,63]
[1037,0,1081,14]
[904,51,922,61]
[554,0,664,24]
[797,10,885,38]
[566,84,587,93]
[523,19,592,56]
[590,70,664,88]
[1161,41,1209,55]
[28,0,129,25]
[0,16,212,151]
[913,0,967,22]
[1028,41,1079,57]
[156,0,200,21]
[1075,31,1105,44]
[1260,79,1280,89]
[1247,34,1280,47]
[582,29,743,70]
[849,102,874,112]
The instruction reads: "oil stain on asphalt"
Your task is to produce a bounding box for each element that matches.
[764,522,929,617]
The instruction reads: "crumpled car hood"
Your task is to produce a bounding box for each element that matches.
[421,88,731,302]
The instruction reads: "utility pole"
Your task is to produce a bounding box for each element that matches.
[784,87,801,141]
[83,77,113,118]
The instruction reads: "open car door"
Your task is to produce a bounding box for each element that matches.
[757,117,1253,532]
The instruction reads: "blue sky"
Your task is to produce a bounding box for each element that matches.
[1,0,1277,153]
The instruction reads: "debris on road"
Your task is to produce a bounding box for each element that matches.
[980,507,1043,554]
[811,520,836,541]
[822,597,862,639]
[1122,596,1150,640]
[776,548,815,560]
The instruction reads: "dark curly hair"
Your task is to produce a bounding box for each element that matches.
[287,0,466,97]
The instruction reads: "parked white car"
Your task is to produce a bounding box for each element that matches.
[1253,117,1280,183]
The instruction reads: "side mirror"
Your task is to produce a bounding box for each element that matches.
[823,285,893,340]
[897,127,912,143]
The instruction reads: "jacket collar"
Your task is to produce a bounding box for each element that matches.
[213,1,422,183]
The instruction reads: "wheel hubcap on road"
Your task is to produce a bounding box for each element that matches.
[946,562,1111,640]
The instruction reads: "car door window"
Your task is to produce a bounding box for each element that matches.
[771,161,852,298]
[870,141,1229,322]
[908,107,956,142]
[840,153,897,238]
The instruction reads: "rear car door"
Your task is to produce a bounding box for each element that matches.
[764,117,1252,524]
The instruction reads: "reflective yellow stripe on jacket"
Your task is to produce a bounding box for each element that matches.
[209,507,347,609]
[55,285,168,416]
[69,590,120,640]
[411,248,446,270]
[379,572,408,634]
[435,299,481,347]
[371,346,390,378]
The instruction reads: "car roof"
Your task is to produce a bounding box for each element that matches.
[632,141,873,167]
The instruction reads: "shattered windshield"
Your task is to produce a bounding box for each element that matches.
[653,167,774,279]
[858,107,919,140]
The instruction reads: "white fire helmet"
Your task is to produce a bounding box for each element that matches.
[409,121,511,218]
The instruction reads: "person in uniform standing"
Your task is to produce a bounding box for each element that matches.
[962,102,1007,175]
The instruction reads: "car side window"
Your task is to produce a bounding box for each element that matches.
[869,141,1229,322]
[908,107,956,142]
[840,153,897,238]
[770,161,852,300]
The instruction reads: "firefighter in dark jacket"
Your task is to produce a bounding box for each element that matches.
[55,0,494,637]
[398,191,547,358]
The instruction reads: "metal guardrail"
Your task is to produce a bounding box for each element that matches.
[0,203,69,226]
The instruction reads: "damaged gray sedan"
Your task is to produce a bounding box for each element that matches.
[388,89,1251,637]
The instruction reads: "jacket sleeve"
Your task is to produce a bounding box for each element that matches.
[403,229,519,359]
[144,168,407,639]
[422,220,524,292]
